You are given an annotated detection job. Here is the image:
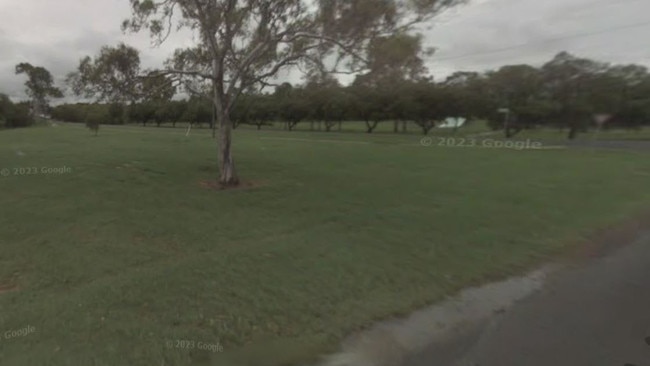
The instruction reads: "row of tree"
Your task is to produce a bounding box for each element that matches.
[472,52,650,138]
[51,100,209,128]
[252,51,650,138]
[49,51,650,138]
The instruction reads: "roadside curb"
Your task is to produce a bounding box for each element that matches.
[308,267,554,366]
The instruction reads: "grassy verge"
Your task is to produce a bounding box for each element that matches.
[1,124,649,365]
[500,126,650,142]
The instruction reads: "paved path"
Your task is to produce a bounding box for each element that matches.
[407,231,650,366]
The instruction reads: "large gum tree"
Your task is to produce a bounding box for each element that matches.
[67,43,143,125]
[15,63,63,118]
[123,0,466,187]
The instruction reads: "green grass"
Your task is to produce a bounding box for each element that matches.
[1,123,650,366]
[124,119,650,142]
[512,126,650,142]
[131,119,489,137]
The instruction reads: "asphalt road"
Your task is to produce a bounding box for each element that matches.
[407,231,650,366]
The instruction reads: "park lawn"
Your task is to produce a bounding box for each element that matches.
[503,126,650,142]
[165,119,490,137]
[1,123,650,366]
[139,119,650,142]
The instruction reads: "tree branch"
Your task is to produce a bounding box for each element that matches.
[149,69,213,81]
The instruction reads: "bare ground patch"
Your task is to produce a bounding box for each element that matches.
[0,283,19,294]
[565,207,650,261]
[198,179,267,191]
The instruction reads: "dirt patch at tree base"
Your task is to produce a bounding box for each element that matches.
[0,284,19,295]
[198,180,267,191]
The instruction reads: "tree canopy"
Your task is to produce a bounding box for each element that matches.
[15,63,63,117]
[67,43,142,104]
[119,0,468,186]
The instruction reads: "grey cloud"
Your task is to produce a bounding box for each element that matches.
[2,0,650,101]
[0,29,118,101]
[423,0,650,78]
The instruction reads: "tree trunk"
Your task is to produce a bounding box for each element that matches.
[394,121,399,133]
[29,100,37,119]
[417,121,434,135]
[365,120,378,133]
[212,62,239,187]
[568,125,579,140]
[122,102,130,125]
[212,99,217,138]
[216,110,239,186]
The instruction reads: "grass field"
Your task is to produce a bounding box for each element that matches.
[1,123,650,366]
[131,119,650,141]
[513,126,650,141]
[139,119,486,136]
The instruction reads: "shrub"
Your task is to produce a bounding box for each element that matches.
[0,97,33,128]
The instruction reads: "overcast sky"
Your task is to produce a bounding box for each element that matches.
[1,0,649,102]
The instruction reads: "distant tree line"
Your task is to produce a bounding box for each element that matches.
[51,52,650,139]
[0,94,33,129]
[18,51,650,141]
